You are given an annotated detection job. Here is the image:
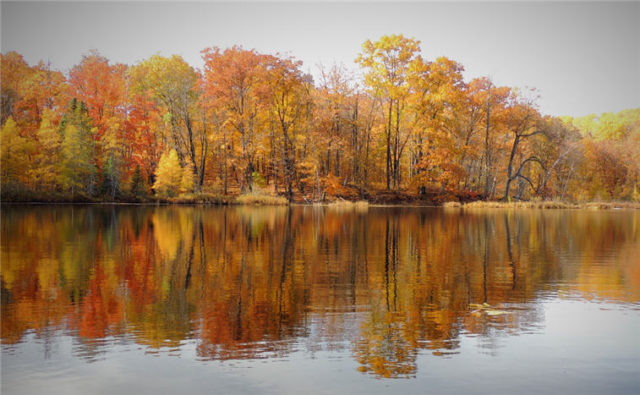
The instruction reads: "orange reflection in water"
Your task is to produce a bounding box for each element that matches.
[1,206,638,376]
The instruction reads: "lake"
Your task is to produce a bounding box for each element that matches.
[1,205,639,394]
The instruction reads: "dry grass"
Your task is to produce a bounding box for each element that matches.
[166,193,233,204]
[462,200,577,209]
[235,192,289,206]
[583,202,640,210]
[442,201,462,208]
[459,200,640,210]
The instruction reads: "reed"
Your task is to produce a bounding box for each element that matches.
[166,193,233,204]
[235,192,289,206]
[459,200,640,209]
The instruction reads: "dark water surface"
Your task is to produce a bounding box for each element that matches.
[2,205,639,394]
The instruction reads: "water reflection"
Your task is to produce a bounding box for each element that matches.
[1,205,639,377]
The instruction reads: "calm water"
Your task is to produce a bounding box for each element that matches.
[1,205,639,394]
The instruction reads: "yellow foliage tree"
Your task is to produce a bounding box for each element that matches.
[356,34,422,190]
[153,149,182,197]
[180,163,195,194]
[1,117,32,191]
[33,109,61,191]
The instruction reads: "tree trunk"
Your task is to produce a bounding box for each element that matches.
[386,99,392,190]
[483,85,492,198]
[504,134,520,201]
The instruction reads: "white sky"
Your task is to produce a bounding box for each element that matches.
[2,1,639,117]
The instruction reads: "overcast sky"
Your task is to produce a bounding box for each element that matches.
[2,1,639,117]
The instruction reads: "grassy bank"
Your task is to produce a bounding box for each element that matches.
[234,192,289,205]
[160,193,234,205]
[152,192,288,205]
[1,190,279,206]
[443,200,640,210]
[4,188,637,209]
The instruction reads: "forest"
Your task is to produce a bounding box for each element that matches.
[1,34,639,203]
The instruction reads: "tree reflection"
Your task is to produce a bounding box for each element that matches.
[1,206,638,375]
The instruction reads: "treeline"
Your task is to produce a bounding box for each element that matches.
[1,35,639,202]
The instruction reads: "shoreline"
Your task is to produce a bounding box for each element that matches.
[2,199,639,210]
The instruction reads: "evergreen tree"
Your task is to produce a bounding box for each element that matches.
[101,120,124,200]
[59,100,96,197]
[130,165,146,198]
[99,155,120,199]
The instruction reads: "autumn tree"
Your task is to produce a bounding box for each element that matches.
[301,63,377,200]
[18,61,68,132]
[68,51,131,198]
[407,57,467,194]
[153,149,183,197]
[502,91,546,200]
[266,56,311,201]
[125,85,163,188]
[180,163,195,194]
[299,64,346,200]
[356,34,422,190]
[459,78,513,198]
[129,55,207,189]
[1,52,67,134]
[529,117,582,199]
[1,52,31,127]
[1,117,32,193]
[452,77,489,192]
[68,51,126,139]
[566,109,640,200]
[32,109,62,191]
[202,46,271,192]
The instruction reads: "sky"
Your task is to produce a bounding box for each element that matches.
[2,1,639,117]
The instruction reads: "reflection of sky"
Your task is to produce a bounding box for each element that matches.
[3,301,639,395]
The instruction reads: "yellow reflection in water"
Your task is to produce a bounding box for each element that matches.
[1,206,638,376]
